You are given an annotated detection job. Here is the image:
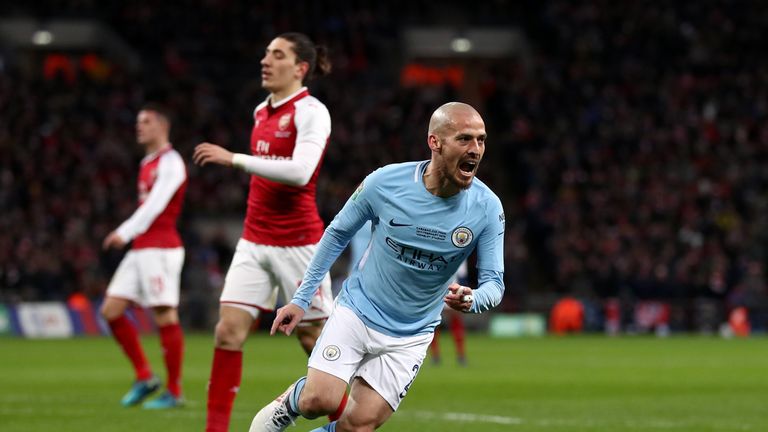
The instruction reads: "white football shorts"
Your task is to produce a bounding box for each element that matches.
[220,238,333,323]
[308,305,433,410]
[106,247,184,307]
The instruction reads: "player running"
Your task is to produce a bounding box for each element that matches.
[250,102,505,432]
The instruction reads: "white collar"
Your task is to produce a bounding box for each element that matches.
[268,86,308,109]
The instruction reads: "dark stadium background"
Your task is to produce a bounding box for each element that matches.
[2,0,767,335]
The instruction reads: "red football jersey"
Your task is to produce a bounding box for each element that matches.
[118,147,188,249]
[242,88,329,246]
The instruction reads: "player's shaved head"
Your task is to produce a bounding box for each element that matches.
[428,102,482,137]
[424,101,486,195]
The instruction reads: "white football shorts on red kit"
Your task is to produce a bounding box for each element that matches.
[220,238,333,323]
[106,247,185,307]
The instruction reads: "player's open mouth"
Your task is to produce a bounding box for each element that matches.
[459,160,478,176]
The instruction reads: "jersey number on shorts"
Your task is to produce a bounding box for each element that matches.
[398,364,420,399]
[150,276,165,294]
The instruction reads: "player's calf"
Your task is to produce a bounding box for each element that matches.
[297,385,342,419]
[334,405,386,432]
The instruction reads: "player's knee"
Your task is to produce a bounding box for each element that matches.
[152,306,178,326]
[99,303,120,322]
[213,319,247,349]
[297,388,337,418]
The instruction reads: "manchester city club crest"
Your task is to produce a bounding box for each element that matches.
[322,344,341,361]
[451,227,473,248]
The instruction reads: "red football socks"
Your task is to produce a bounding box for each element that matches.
[108,315,153,381]
[328,391,348,421]
[159,323,184,397]
[430,326,442,359]
[206,348,243,432]
[450,314,466,359]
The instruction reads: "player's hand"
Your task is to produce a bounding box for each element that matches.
[270,303,306,336]
[102,231,127,250]
[445,283,473,312]
[193,142,234,167]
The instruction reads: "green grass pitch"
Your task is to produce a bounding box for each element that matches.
[1,333,765,431]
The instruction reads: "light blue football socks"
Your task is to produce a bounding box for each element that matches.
[309,421,337,431]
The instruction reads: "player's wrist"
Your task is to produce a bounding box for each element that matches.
[290,298,310,312]
[231,153,245,169]
[114,227,130,243]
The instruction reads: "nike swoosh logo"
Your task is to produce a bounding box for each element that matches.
[389,218,412,227]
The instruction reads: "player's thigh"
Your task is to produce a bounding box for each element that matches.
[269,244,333,322]
[340,377,394,429]
[136,247,184,307]
[356,329,432,411]
[308,306,368,385]
[105,251,141,304]
[220,239,277,315]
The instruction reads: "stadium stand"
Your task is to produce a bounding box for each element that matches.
[1,0,767,333]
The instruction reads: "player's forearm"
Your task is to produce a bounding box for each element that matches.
[232,153,316,186]
[116,213,151,242]
[116,200,167,241]
[291,184,371,309]
[290,225,350,310]
[116,162,184,241]
[469,269,505,313]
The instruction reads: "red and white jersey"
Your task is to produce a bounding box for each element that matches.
[116,146,187,249]
[243,87,330,246]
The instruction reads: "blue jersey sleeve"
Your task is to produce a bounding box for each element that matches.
[470,195,506,313]
[471,269,504,313]
[347,220,373,275]
[291,171,380,310]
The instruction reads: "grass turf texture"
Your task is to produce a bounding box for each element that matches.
[0,334,765,431]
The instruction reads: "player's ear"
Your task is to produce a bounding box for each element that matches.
[428,134,441,152]
[295,61,310,80]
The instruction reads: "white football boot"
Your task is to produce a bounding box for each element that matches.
[249,380,301,432]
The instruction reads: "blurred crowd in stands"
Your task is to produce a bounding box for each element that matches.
[1,0,767,331]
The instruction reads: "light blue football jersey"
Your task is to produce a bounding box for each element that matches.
[293,161,505,337]
[347,220,373,275]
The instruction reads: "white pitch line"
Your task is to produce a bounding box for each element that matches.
[0,407,99,416]
[406,410,523,425]
[403,411,754,431]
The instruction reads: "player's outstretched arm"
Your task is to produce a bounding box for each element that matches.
[270,303,306,336]
[193,142,234,167]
